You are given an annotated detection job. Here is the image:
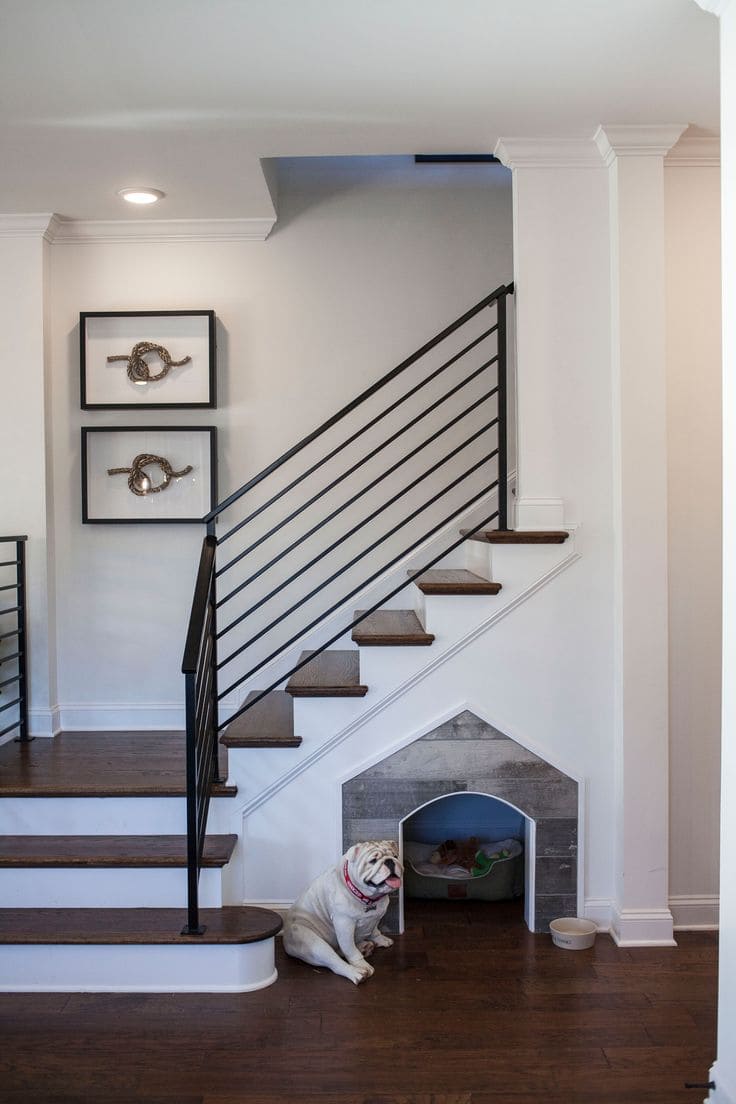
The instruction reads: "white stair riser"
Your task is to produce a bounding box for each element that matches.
[0,866,223,909]
[0,940,278,993]
[464,538,493,580]
[358,645,436,689]
[484,542,564,588]
[292,696,366,740]
[421,592,504,641]
[0,796,234,836]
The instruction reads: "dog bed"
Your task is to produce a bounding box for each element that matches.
[403,838,524,901]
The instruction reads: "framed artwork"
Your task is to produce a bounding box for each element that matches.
[81,426,217,524]
[80,310,216,409]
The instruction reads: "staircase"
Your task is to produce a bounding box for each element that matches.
[0,284,579,992]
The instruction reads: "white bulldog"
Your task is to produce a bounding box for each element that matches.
[283,840,402,984]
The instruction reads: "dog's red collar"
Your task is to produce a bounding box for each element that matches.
[342,860,390,906]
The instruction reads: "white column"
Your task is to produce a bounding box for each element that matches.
[693,1,736,1099]
[595,125,686,946]
[0,216,57,737]
[493,137,611,531]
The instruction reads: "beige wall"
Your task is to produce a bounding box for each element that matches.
[665,161,722,911]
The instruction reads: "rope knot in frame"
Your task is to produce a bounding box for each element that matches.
[107,341,191,384]
[107,453,194,496]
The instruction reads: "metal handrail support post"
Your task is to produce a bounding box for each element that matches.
[181,534,218,935]
[496,294,509,532]
[0,536,31,744]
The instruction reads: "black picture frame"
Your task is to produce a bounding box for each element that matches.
[80,310,216,409]
[81,426,218,524]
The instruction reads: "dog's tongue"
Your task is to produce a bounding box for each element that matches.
[386,875,401,889]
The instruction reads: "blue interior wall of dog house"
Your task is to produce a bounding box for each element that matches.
[402,792,526,846]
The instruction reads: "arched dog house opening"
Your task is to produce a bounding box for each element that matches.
[342,709,579,933]
[399,792,535,932]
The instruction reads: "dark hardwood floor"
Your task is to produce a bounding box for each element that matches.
[0,898,717,1104]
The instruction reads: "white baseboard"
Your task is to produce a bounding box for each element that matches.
[670,894,719,930]
[56,702,186,731]
[584,897,613,931]
[246,900,292,924]
[610,904,676,946]
[28,706,61,737]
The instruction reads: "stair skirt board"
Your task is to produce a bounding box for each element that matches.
[0,939,278,993]
[0,866,223,909]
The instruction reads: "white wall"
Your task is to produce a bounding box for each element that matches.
[46,157,514,729]
[0,226,56,737]
[664,160,722,916]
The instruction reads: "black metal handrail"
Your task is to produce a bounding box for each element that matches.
[181,283,513,933]
[181,535,221,935]
[0,536,30,744]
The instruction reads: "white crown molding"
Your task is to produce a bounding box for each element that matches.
[47,216,276,244]
[666,136,721,167]
[594,124,689,167]
[493,136,604,169]
[0,214,56,240]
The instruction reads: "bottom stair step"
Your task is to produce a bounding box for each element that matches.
[0,906,283,993]
[0,905,281,944]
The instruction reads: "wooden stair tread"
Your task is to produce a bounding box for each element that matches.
[351,610,434,646]
[461,528,570,544]
[286,650,367,697]
[220,691,301,748]
[0,834,237,868]
[411,569,502,595]
[0,732,237,798]
[0,906,282,945]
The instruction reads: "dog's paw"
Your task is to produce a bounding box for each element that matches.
[357,940,375,958]
[372,932,393,948]
[347,957,374,983]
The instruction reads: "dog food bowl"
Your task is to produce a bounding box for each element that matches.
[549,917,597,950]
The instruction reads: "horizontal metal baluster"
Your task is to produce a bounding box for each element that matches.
[218,423,497,642]
[219,506,500,721]
[218,462,497,693]
[218,386,498,607]
[216,342,499,564]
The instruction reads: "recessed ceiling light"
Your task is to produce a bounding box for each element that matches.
[118,187,165,205]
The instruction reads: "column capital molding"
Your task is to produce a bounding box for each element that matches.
[0,214,57,241]
[693,0,732,14]
[665,136,720,167]
[594,125,688,167]
[493,136,604,170]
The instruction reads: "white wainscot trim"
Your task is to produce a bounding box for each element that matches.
[670,894,720,930]
[513,497,566,530]
[610,904,676,947]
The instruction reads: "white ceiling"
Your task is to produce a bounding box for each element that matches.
[0,0,720,221]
